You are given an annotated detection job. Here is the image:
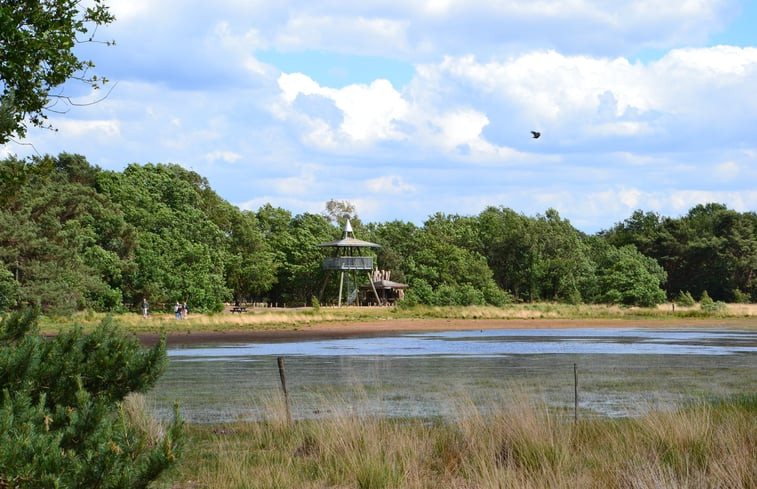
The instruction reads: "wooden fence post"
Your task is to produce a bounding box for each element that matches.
[573,363,579,423]
[277,356,292,424]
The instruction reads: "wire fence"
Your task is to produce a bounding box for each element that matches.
[148,341,756,423]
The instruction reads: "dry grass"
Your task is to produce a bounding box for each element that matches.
[123,393,167,445]
[153,394,756,489]
[42,302,757,335]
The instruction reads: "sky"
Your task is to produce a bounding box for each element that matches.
[3,0,757,233]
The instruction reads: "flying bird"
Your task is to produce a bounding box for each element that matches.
[531,131,541,139]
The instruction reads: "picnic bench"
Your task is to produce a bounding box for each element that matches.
[230,306,247,313]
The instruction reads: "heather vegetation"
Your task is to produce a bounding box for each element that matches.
[2,154,756,315]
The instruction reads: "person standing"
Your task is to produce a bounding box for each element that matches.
[174,301,182,320]
[141,298,149,319]
[182,302,188,319]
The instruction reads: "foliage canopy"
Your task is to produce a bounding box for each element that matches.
[0,0,114,143]
[1,153,756,312]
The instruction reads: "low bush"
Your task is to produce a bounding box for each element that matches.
[675,290,696,307]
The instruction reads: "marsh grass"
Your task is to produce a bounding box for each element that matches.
[123,392,167,443]
[154,394,756,489]
[43,303,757,335]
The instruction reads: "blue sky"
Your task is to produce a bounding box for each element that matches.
[3,0,757,233]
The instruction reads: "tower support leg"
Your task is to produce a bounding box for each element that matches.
[338,271,345,307]
[367,272,381,305]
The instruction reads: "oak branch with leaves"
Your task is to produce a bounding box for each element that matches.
[0,0,114,144]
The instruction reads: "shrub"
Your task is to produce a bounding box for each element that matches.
[0,308,183,488]
[699,290,726,313]
[483,284,513,307]
[402,279,434,307]
[454,284,486,306]
[732,288,750,303]
[433,284,458,306]
[675,290,696,307]
[702,300,727,313]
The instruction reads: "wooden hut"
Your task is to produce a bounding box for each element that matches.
[360,269,409,305]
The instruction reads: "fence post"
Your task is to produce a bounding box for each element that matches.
[277,356,292,424]
[573,363,579,423]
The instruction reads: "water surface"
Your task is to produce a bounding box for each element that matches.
[147,327,757,422]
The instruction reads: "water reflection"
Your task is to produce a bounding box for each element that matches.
[148,328,757,422]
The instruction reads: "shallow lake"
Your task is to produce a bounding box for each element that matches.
[146,327,757,423]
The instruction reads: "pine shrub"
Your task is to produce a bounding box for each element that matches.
[675,290,696,307]
[0,308,183,489]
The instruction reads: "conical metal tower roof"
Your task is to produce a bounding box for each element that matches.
[318,219,381,248]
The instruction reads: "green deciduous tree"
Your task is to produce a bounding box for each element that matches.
[223,210,278,303]
[1,155,285,314]
[0,308,183,488]
[524,209,593,303]
[477,206,533,300]
[604,204,757,301]
[266,212,335,306]
[364,219,423,285]
[588,240,667,307]
[0,0,114,143]
[97,163,233,311]
[402,213,510,306]
[477,207,595,303]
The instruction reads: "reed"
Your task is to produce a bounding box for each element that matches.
[154,394,756,489]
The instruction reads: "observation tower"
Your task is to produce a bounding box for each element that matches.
[318,220,381,306]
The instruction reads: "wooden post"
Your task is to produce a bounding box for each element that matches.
[277,356,292,424]
[338,271,345,307]
[573,363,578,423]
[367,271,381,305]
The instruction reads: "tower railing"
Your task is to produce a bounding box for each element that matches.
[322,256,374,271]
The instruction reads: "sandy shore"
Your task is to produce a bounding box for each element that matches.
[138,317,757,346]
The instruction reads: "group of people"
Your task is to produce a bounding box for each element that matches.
[140,298,188,319]
[174,301,188,319]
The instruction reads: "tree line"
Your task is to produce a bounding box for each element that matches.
[1,154,755,314]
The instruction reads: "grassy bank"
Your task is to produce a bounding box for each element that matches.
[152,394,756,489]
[41,302,757,334]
